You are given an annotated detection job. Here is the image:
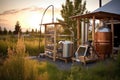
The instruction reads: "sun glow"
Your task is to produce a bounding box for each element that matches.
[18,11,51,32]
[1,7,61,32]
[26,12,41,29]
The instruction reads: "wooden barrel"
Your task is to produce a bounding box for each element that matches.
[94,32,112,60]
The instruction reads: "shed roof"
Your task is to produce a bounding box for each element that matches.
[94,0,120,15]
[71,0,120,20]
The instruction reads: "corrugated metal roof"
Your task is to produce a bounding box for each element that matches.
[71,0,120,20]
[94,0,120,15]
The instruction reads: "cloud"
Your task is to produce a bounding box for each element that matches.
[0,6,61,15]
[0,9,19,15]
[0,6,43,15]
[0,6,62,31]
[0,19,8,22]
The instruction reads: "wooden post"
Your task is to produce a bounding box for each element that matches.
[53,24,57,61]
[111,18,114,57]
[77,18,80,47]
[92,16,95,59]
[44,25,47,54]
[92,16,95,45]
[81,21,83,45]
[83,18,86,44]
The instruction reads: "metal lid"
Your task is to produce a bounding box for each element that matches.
[96,27,111,32]
[58,41,73,44]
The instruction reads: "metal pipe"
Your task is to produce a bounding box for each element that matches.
[99,0,102,7]
[81,21,85,45]
[85,22,89,43]
[40,5,54,25]
[39,5,54,51]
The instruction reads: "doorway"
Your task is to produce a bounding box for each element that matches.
[114,24,120,47]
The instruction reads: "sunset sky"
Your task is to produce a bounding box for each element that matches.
[0,0,111,32]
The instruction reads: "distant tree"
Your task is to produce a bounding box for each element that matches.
[14,21,21,34]
[35,29,37,33]
[26,29,29,34]
[31,29,34,33]
[3,27,7,35]
[0,26,2,35]
[8,30,12,35]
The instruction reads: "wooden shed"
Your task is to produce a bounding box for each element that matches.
[71,0,120,59]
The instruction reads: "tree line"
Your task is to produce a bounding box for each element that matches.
[0,21,40,35]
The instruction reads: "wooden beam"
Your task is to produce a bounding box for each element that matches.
[53,24,57,61]
[92,16,95,45]
[83,18,86,44]
[111,18,114,57]
[77,18,80,47]
[44,25,47,54]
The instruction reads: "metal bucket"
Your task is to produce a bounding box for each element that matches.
[61,41,73,58]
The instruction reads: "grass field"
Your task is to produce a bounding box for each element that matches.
[0,35,44,57]
[0,35,120,80]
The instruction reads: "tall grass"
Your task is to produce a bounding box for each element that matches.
[0,56,40,80]
[0,35,44,56]
[0,40,8,56]
[0,37,62,80]
[0,35,16,57]
[0,37,40,80]
[65,54,120,80]
[25,38,44,56]
[37,62,70,80]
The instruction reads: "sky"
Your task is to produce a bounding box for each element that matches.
[0,0,111,32]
